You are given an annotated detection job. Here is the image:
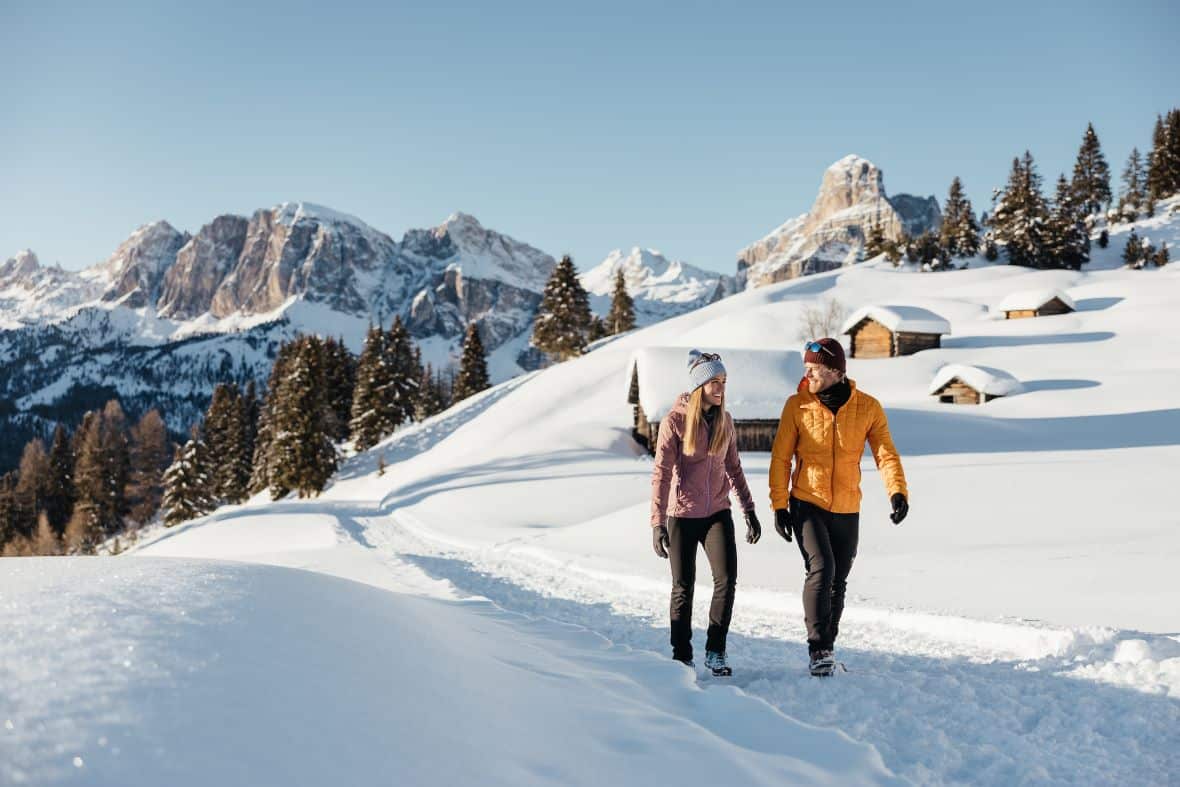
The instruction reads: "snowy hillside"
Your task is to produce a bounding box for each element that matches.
[580,247,733,325]
[5,198,1180,786]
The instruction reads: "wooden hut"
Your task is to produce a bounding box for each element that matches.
[997,289,1076,319]
[929,364,1023,404]
[840,305,951,358]
[626,347,802,454]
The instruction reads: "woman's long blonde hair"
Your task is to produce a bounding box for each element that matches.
[682,385,731,456]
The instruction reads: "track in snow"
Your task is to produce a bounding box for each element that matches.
[334,506,1180,787]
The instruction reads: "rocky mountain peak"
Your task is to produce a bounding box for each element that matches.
[94,221,191,308]
[1,249,41,281]
[736,155,941,288]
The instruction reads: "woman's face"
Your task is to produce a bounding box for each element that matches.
[702,375,726,407]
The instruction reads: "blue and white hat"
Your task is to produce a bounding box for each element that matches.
[687,349,726,392]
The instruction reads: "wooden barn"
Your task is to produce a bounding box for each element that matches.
[626,347,803,454]
[929,364,1023,405]
[840,305,951,358]
[997,289,1076,319]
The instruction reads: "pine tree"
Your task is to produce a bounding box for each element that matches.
[127,409,171,525]
[350,324,390,451]
[1146,113,1174,200]
[250,339,300,493]
[414,363,447,421]
[452,323,491,403]
[532,254,592,361]
[1122,230,1142,268]
[991,152,1051,268]
[0,472,17,550]
[383,317,419,430]
[46,424,75,535]
[321,337,356,441]
[940,177,980,258]
[1047,174,1090,270]
[1097,229,1109,249]
[13,439,51,541]
[864,218,887,259]
[266,336,337,499]
[1069,123,1112,215]
[204,383,242,504]
[162,429,214,526]
[606,268,636,335]
[912,231,943,269]
[1156,243,1170,267]
[69,402,131,546]
[32,511,61,556]
[1169,108,1180,196]
[1119,147,1145,220]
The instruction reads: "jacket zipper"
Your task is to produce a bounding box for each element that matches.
[831,407,838,503]
[705,418,712,514]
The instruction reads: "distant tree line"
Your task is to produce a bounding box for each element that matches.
[0,314,503,550]
[864,108,1179,271]
[0,403,170,555]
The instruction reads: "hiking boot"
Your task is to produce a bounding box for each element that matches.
[705,650,732,677]
[673,654,695,668]
[808,649,835,677]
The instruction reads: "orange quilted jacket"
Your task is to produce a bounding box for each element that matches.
[769,379,907,514]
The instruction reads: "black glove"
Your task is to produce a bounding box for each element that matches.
[653,525,670,558]
[890,493,908,525]
[744,510,761,544]
[774,508,793,542]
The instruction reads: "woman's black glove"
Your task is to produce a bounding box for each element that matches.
[774,508,793,542]
[653,525,670,558]
[890,493,909,525]
[744,510,761,544]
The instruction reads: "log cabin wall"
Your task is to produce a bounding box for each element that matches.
[895,331,941,355]
[637,415,781,455]
[935,379,982,405]
[849,319,894,358]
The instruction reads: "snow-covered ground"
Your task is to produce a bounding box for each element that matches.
[5,202,1180,785]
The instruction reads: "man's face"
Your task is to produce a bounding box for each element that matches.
[804,362,841,394]
[702,376,726,407]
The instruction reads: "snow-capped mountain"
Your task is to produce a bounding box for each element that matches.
[580,247,734,326]
[0,250,106,329]
[737,155,941,288]
[0,205,561,470]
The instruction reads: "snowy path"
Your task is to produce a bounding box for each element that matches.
[2,552,899,786]
[325,503,1180,787]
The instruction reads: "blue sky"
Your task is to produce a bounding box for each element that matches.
[2,0,1177,274]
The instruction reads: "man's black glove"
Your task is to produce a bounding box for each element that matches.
[890,493,908,525]
[773,508,793,542]
[653,524,670,558]
[744,510,761,544]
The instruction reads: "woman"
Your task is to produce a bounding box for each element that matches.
[650,349,761,676]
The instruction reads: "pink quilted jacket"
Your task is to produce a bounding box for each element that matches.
[650,394,755,526]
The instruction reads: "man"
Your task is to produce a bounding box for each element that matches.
[769,337,908,676]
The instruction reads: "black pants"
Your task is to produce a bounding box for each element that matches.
[791,497,859,655]
[668,509,737,660]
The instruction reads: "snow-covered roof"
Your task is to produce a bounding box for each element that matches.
[841,305,951,336]
[996,288,1076,313]
[929,364,1024,397]
[627,347,803,421]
